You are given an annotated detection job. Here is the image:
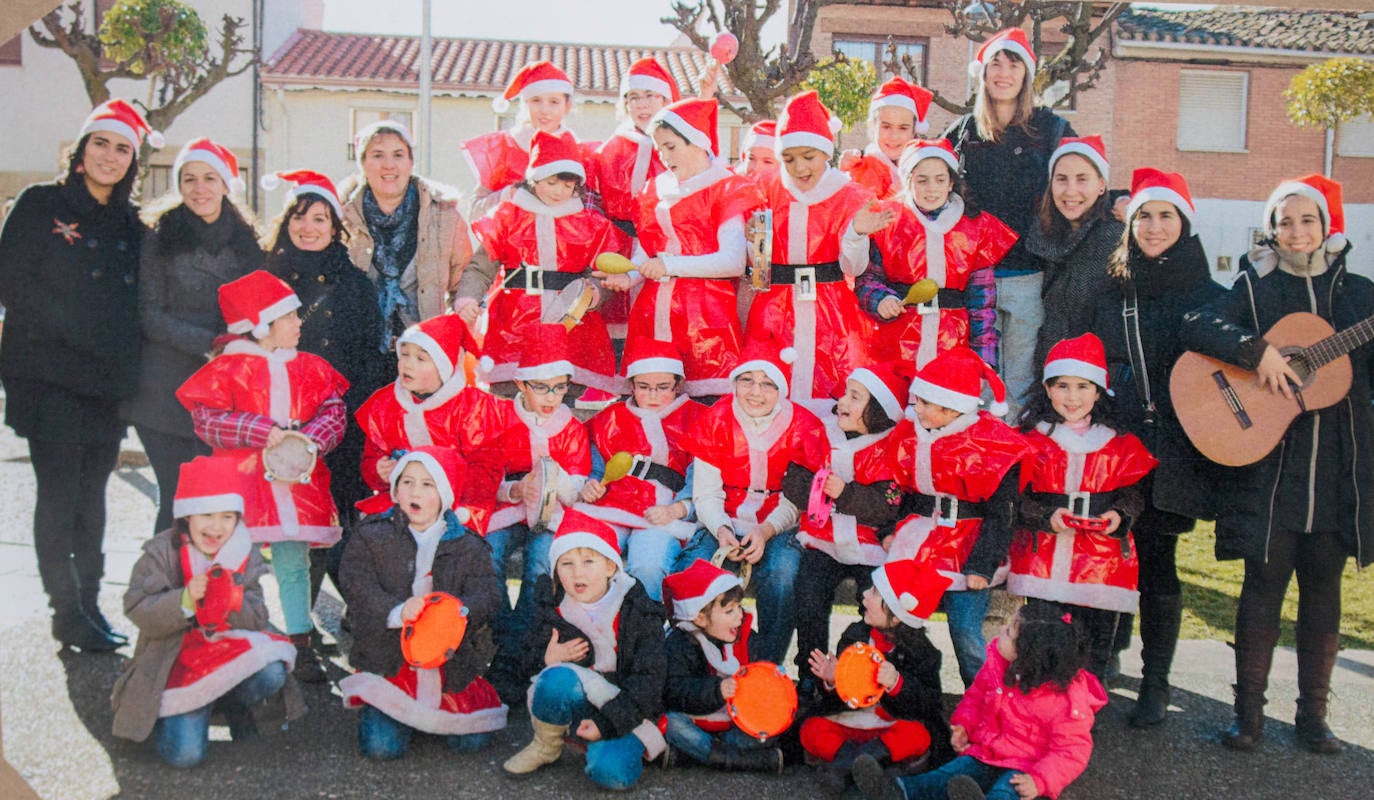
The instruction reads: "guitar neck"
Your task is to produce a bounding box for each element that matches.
[1307,315,1374,368]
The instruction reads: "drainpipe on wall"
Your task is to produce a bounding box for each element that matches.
[1324,126,1334,177]
[251,0,263,214]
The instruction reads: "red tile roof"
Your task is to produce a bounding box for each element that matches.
[262,29,735,99]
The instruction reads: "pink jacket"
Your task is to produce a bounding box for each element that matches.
[950,642,1107,799]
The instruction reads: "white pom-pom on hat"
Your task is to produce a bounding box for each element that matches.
[492,96,511,114]
[828,115,843,135]
[454,507,472,525]
[915,119,930,135]
[146,130,165,149]
[478,355,496,373]
[260,173,281,191]
[779,347,797,365]
[1327,232,1349,254]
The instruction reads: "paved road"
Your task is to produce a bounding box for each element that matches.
[2,420,1372,799]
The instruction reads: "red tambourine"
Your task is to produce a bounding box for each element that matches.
[835,642,887,709]
[726,661,798,741]
[1064,514,1110,534]
[807,467,835,528]
[196,565,243,630]
[400,592,469,669]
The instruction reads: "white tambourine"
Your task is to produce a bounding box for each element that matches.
[263,430,318,484]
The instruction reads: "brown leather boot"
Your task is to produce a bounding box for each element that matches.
[1294,630,1342,755]
[1221,627,1279,751]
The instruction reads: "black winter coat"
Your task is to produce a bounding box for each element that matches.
[0,180,143,440]
[944,108,1074,275]
[521,575,666,741]
[339,510,502,690]
[1026,213,1124,371]
[1179,247,1374,566]
[662,624,749,716]
[1091,234,1224,530]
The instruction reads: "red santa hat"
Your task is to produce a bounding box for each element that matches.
[869,77,934,135]
[741,120,777,153]
[871,558,954,628]
[548,508,623,573]
[897,138,959,186]
[661,559,742,623]
[219,270,302,339]
[354,119,415,167]
[1264,173,1347,253]
[729,338,797,397]
[526,130,586,183]
[511,323,576,382]
[623,337,685,379]
[651,97,719,157]
[776,90,842,157]
[1049,135,1109,184]
[1126,167,1195,226]
[172,456,245,518]
[389,446,472,523]
[494,60,574,113]
[975,28,1037,72]
[397,314,478,386]
[173,138,245,193]
[1043,332,1112,395]
[259,169,343,218]
[908,346,1007,417]
[849,361,913,423]
[79,98,163,149]
[621,57,680,102]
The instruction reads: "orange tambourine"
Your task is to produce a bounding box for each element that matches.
[726,661,798,740]
[835,642,887,709]
[400,592,469,669]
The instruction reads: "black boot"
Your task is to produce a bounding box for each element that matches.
[852,754,904,800]
[1131,594,1182,727]
[44,559,122,652]
[290,633,327,683]
[75,552,128,644]
[816,741,885,796]
[1294,630,1342,755]
[1221,627,1278,751]
[706,744,784,774]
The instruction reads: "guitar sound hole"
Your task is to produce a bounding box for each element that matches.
[1282,350,1313,388]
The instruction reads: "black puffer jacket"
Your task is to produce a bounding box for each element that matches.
[1179,246,1374,565]
[1026,213,1124,371]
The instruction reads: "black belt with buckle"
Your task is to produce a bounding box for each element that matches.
[771,261,845,285]
[1029,490,1117,518]
[624,457,686,493]
[891,281,968,307]
[905,493,986,522]
[502,265,584,292]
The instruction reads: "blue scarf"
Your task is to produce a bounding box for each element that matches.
[363,181,420,352]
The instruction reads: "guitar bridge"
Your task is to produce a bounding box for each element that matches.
[1211,370,1254,429]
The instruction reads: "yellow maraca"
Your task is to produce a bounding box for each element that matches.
[902,279,940,306]
[601,451,635,483]
[594,252,636,275]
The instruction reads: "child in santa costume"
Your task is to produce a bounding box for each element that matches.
[338,447,508,758]
[781,362,910,685]
[888,346,1031,689]
[660,559,783,773]
[354,314,507,531]
[176,270,348,683]
[678,341,830,665]
[857,138,1016,370]
[576,338,704,600]
[839,77,931,200]
[590,57,679,240]
[112,456,303,767]
[1009,333,1156,680]
[735,120,780,183]
[743,90,890,412]
[607,96,765,398]
[456,129,626,398]
[463,60,597,219]
[801,558,953,795]
[503,510,666,790]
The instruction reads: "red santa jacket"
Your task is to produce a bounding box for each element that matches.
[689,397,828,526]
[579,395,703,537]
[797,421,896,566]
[590,123,664,225]
[461,124,597,194]
[176,342,346,545]
[744,169,876,404]
[487,400,592,532]
[870,198,1017,367]
[470,191,626,392]
[1007,423,1157,613]
[888,412,1030,590]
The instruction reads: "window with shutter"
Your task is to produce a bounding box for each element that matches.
[831,36,928,85]
[1177,70,1248,153]
[1337,114,1374,158]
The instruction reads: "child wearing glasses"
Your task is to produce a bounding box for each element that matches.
[575,338,704,600]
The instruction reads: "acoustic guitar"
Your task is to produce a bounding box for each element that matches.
[1171,311,1374,467]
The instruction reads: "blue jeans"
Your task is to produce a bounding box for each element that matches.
[486,523,553,645]
[678,527,802,665]
[271,540,313,635]
[624,527,690,602]
[994,272,1045,418]
[357,704,493,759]
[530,666,647,790]
[944,588,991,689]
[663,711,770,763]
[898,755,1021,800]
[155,662,287,768]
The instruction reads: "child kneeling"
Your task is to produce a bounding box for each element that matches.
[339,447,507,758]
[111,456,303,767]
[504,510,666,790]
[660,559,783,773]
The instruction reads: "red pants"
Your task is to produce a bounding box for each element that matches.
[800,716,931,762]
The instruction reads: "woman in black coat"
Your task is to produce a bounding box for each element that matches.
[127,139,261,533]
[0,101,153,652]
[1092,168,1222,727]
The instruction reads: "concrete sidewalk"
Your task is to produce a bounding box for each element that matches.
[2,421,1372,799]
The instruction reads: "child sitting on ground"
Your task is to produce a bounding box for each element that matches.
[111,456,303,767]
